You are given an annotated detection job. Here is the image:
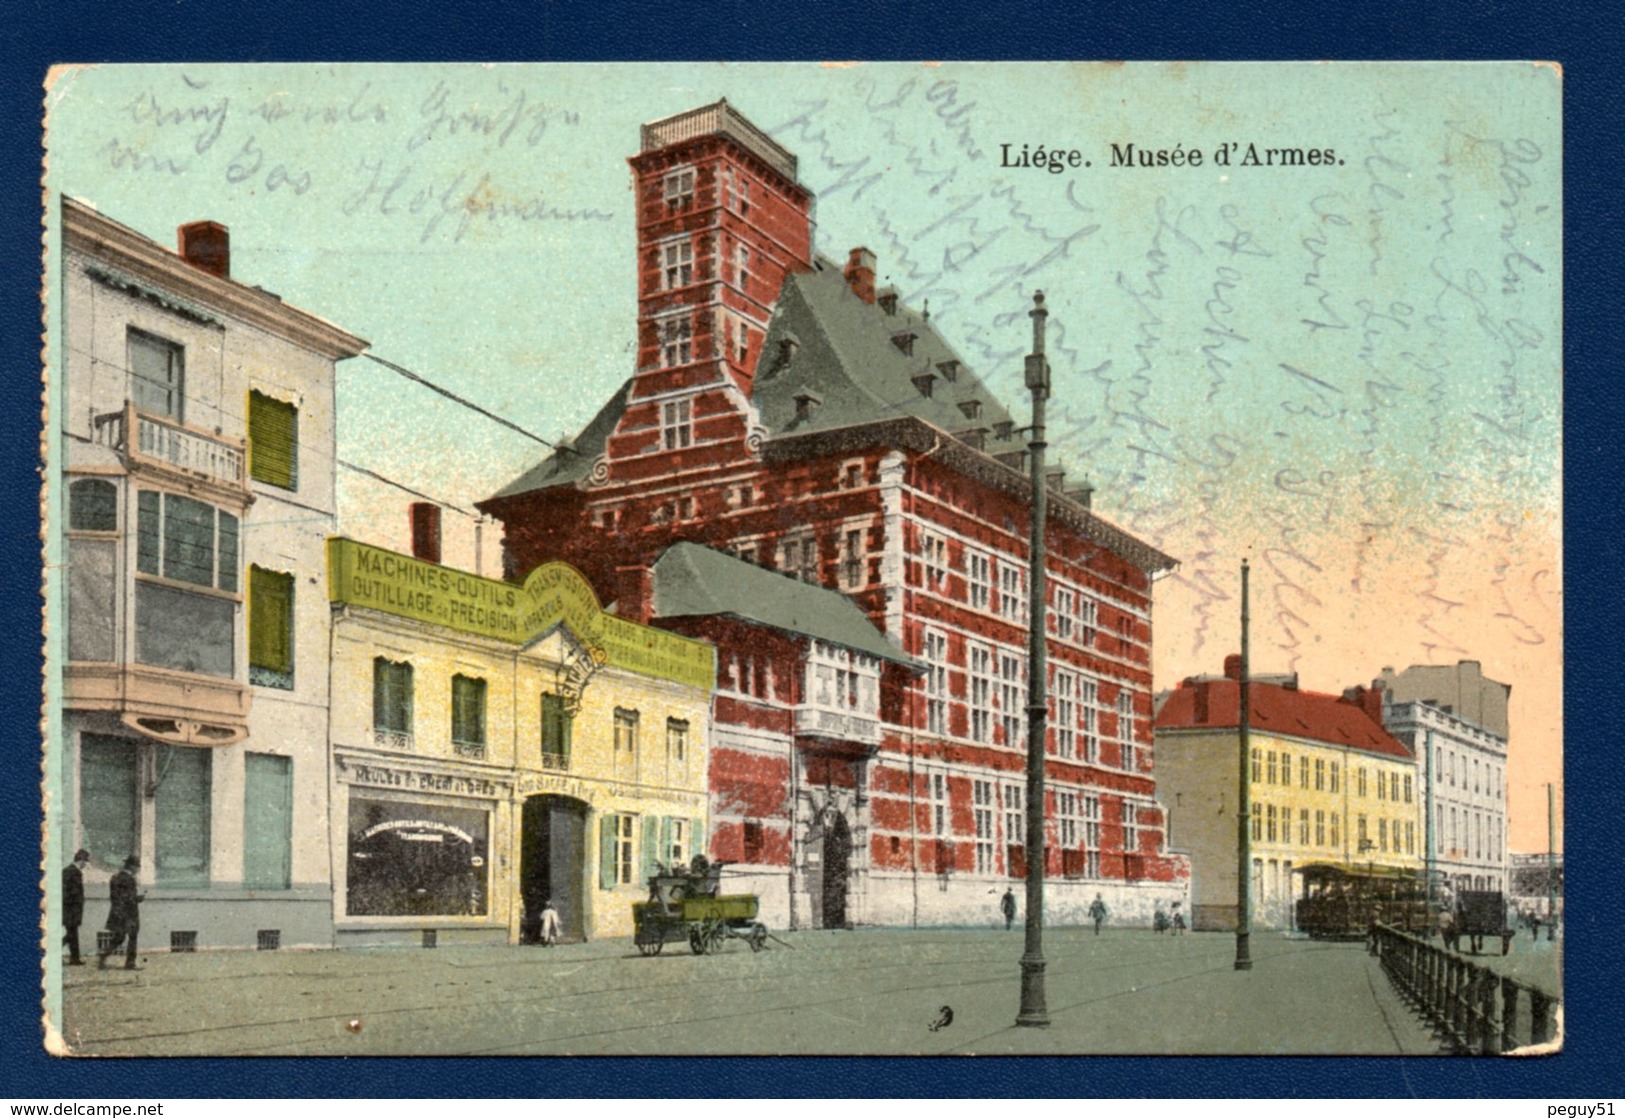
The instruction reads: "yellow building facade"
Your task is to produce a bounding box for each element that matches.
[326,539,714,946]
[1156,667,1421,930]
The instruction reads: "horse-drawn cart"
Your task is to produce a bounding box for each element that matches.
[633,857,769,956]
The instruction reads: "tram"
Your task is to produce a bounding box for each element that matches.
[1293,862,1434,939]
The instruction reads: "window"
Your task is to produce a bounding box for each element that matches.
[1252,747,1262,783]
[1358,767,1368,798]
[1330,812,1340,848]
[920,531,947,589]
[969,643,993,743]
[929,771,948,836]
[79,734,138,872]
[1266,803,1277,843]
[1080,679,1099,763]
[660,316,693,367]
[248,566,294,689]
[1379,817,1389,852]
[1251,803,1262,842]
[134,491,239,678]
[1052,668,1076,758]
[743,820,765,862]
[662,239,693,289]
[1117,615,1135,655]
[666,718,689,763]
[373,658,413,746]
[1079,597,1098,647]
[661,398,692,450]
[1299,808,1310,846]
[69,478,117,532]
[1003,784,1024,871]
[968,551,991,610]
[724,169,752,216]
[923,629,948,736]
[248,390,298,490]
[998,564,1026,623]
[602,813,637,887]
[1300,756,1309,788]
[1377,769,1387,800]
[1279,752,1290,786]
[841,528,865,588]
[1122,801,1140,857]
[973,780,995,874]
[1315,809,1326,846]
[1267,751,1277,785]
[154,744,211,888]
[1315,758,1325,791]
[1330,761,1340,794]
[451,675,487,758]
[779,534,817,584]
[243,752,292,890]
[1084,794,1102,878]
[663,167,694,211]
[614,707,640,754]
[129,328,184,420]
[1118,692,1137,770]
[1058,790,1079,850]
[999,654,1023,747]
[541,693,571,769]
[736,243,751,291]
[1393,772,1402,802]
[1357,814,1369,848]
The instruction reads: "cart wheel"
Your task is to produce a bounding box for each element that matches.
[689,926,706,955]
[637,939,663,957]
[748,923,769,953]
[708,924,727,954]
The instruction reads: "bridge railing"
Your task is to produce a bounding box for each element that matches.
[1373,924,1559,1053]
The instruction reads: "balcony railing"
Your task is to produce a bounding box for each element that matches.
[794,704,881,746]
[372,728,414,752]
[540,751,570,771]
[641,100,798,180]
[95,403,246,490]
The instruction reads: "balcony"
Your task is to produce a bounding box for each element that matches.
[794,704,881,748]
[94,403,248,495]
[64,661,249,746]
[641,101,798,180]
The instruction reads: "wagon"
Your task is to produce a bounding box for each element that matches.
[632,858,769,956]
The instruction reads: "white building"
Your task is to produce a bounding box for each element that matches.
[1377,662,1511,897]
[54,198,367,951]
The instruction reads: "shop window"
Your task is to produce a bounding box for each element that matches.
[345,797,488,917]
[243,753,292,890]
[451,675,487,758]
[373,658,414,748]
[79,734,138,871]
[129,328,184,420]
[248,390,298,491]
[249,566,294,689]
[154,744,211,888]
[541,693,571,769]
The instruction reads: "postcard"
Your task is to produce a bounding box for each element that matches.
[40,61,1560,1056]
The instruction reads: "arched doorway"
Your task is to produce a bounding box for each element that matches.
[520,795,588,942]
[820,810,851,929]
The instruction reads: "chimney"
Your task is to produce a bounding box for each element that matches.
[410,502,442,564]
[844,247,876,304]
[1223,653,1243,681]
[1341,682,1386,728]
[616,564,655,625]
[178,221,230,278]
[1193,679,1210,723]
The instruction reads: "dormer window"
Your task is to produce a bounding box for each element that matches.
[878,289,899,316]
[794,391,822,422]
[993,420,1014,440]
[937,360,960,383]
[663,167,695,211]
[959,399,982,420]
[911,371,936,398]
[892,330,917,356]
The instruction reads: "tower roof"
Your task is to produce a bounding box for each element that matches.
[639,99,798,180]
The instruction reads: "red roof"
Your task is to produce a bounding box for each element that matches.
[1154,677,1413,760]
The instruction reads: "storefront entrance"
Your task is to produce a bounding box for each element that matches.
[520,795,587,942]
[819,810,851,929]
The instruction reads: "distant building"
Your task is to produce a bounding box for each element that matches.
[57,199,367,950]
[1155,657,1420,931]
[479,100,1188,927]
[1378,661,1509,739]
[1509,852,1563,923]
[325,539,713,944]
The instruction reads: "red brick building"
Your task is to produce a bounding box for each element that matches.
[480,101,1188,928]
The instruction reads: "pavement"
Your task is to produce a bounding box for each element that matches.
[55,927,1459,1056]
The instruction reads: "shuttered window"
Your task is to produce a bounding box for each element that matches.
[452,675,487,756]
[248,390,298,490]
[243,753,292,890]
[154,744,211,887]
[80,734,138,872]
[249,566,294,688]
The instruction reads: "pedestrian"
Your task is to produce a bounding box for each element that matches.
[1000,888,1016,931]
[1153,906,1169,934]
[1528,911,1541,941]
[98,855,144,971]
[539,897,560,946]
[62,849,89,965]
[1088,893,1108,935]
[1171,902,1187,936]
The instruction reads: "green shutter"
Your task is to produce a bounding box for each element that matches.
[249,566,293,675]
[154,745,210,887]
[249,390,298,490]
[598,814,618,890]
[692,817,706,862]
[243,753,292,890]
[640,815,659,884]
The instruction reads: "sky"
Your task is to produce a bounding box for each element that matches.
[43,61,1561,851]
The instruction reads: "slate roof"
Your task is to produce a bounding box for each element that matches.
[650,542,915,667]
[1154,677,1414,761]
[486,377,632,499]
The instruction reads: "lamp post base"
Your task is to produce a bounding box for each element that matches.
[1016,954,1050,1027]
[1234,930,1252,971]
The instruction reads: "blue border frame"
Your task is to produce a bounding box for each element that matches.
[6,1,1620,1099]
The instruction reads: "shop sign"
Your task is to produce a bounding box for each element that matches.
[341,759,507,799]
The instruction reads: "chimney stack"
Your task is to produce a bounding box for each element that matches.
[178,221,230,278]
[844,247,876,303]
[1223,653,1243,681]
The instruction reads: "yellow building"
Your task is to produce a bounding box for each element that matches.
[1155,660,1421,930]
[326,539,713,946]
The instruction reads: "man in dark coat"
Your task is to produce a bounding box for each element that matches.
[61,849,89,965]
[1000,888,1017,930]
[98,855,144,970]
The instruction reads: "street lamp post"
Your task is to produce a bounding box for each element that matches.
[1235,558,1253,971]
[1016,291,1051,1028]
